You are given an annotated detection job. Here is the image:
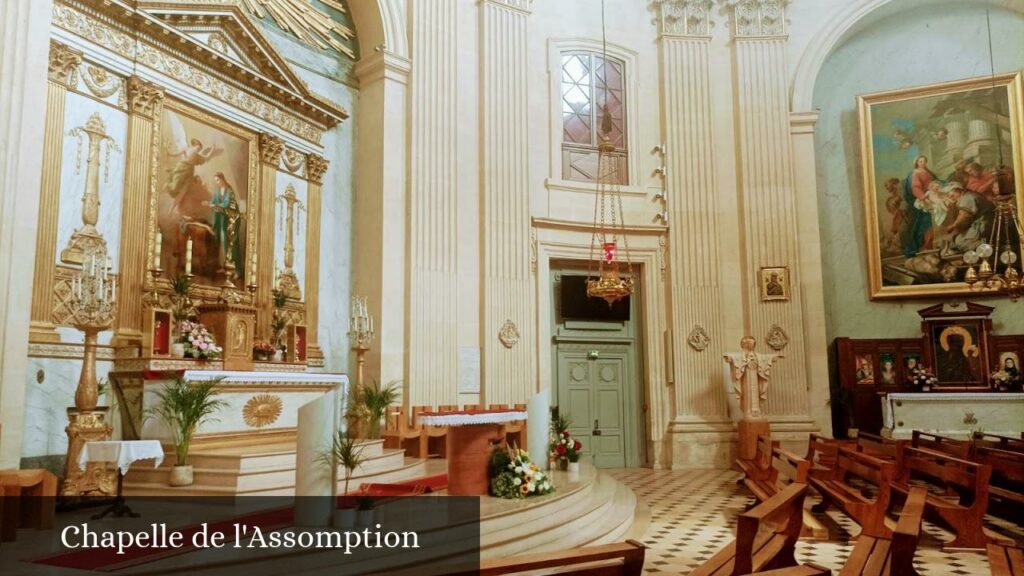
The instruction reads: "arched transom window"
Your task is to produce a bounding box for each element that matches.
[560,51,628,185]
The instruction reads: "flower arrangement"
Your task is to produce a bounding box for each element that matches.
[253,340,277,360]
[908,366,938,391]
[490,446,554,499]
[990,369,1020,391]
[551,430,583,463]
[177,320,222,360]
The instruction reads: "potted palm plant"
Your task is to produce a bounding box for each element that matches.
[361,380,401,440]
[147,375,227,486]
[320,431,366,528]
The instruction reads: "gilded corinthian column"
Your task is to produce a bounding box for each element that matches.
[480,0,535,404]
[113,77,164,350]
[654,0,735,466]
[725,0,819,434]
[257,133,283,340]
[304,154,328,365]
[29,41,82,344]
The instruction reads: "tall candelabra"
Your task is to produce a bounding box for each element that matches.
[348,295,375,388]
[63,243,117,497]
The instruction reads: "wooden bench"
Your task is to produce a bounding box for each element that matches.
[446,540,646,575]
[911,431,970,459]
[738,435,827,540]
[809,446,895,539]
[890,446,991,549]
[692,483,827,576]
[0,469,57,542]
[975,432,1024,454]
[988,540,1024,576]
[854,432,903,463]
[412,405,450,459]
[383,405,422,454]
[806,433,853,476]
[838,486,927,576]
[488,403,528,450]
[971,445,1024,512]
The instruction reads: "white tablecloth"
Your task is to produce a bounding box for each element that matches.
[418,410,528,427]
[79,440,165,475]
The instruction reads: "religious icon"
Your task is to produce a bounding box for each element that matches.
[155,104,252,288]
[998,352,1020,380]
[879,353,897,386]
[858,72,1023,299]
[854,354,875,385]
[758,266,790,302]
[928,320,987,386]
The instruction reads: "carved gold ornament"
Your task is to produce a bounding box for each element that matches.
[243,393,283,428]
[498,319,520,349]
[241,0,356,59]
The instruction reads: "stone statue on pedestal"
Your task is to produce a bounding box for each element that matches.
[723,336,783,421]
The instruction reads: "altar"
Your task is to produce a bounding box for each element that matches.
[109,358,347,445]
[882,392,1024,440]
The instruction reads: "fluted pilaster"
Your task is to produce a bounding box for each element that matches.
[481,0,535,404]
[30,41,81,344]
[728,0,811,418]
[657,1,732,423]
[257,133,283,341]
[113,77,164,350]
[304,154,328,363]
[407,0,460,406]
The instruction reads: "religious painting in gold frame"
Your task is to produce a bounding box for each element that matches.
[758,266,790,302]
[858,72,1024,300]
[151,99,259,292]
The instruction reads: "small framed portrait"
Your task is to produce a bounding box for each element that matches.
[759,267,790,302]
[928,320,988,387]
[902,353,921,374]
[855,354,875,385]
[879,352,897,386]
[998,352,1020,379]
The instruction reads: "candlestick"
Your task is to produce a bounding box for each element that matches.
[185,237,193,276]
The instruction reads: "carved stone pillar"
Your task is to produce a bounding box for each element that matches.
[655,0,736,467]
[29,41,82,344]
[0,0,53,468]
[112,77,164,351]
[257,133,283,341]
[304,154,328,365]
[480,0,535,404]
[725,0,817,434]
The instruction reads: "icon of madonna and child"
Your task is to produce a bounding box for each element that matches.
[865,77,1022,293]
[156,108,250,287]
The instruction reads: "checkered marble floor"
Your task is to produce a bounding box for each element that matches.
[606,468,1022,576]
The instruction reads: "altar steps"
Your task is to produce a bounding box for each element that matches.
[124,439,428,497]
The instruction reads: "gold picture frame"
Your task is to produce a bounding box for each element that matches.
[758,266,790,302]
[858,72,1024,300]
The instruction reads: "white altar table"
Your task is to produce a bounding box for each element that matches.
[109,360,348,444]
[882,392,1024,440]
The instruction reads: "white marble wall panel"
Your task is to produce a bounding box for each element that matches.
[55,91,127,270]
[21,356,114,458]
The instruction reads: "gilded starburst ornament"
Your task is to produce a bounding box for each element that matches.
[242,0,356,59]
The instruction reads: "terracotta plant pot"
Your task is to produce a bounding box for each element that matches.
[169,464,193,487]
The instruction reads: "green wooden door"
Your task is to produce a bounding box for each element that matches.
[556,346,631,468]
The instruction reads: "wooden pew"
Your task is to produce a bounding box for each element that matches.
[809,446,895,538]
[805,433,853,476]
[446,540,646,576]
[412,405,448,459]
[975,432,1024,454]
[988,539,1024,576]
[488,404,528,450]
[854,432,903,463]
[971,445,1024,512]
[382,405,422,455]
[739,435,827,540]
[911,430,970,459]
[890,446,991,549]
[838,486,927,576]
[0,469,57,542]
[692,483,824,576]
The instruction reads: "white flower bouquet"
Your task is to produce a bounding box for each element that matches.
[490,446,554,499]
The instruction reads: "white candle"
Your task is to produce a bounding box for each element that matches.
[106,257,111,279]
[185,237,193,275]
[111,276,117,303]
[154,231,162,265]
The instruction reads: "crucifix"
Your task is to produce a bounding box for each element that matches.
[275,183,306,300]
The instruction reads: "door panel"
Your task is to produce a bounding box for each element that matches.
[556,347,629,468]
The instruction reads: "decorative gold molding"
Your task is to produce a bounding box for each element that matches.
[242,393,283,428]
[259,132,284,166]
[81,65,124,101]
[305,153,328,184]
[282,148,305,174]
[126,76,165,119]
[28,341,117,360]
[240,0,356,59]
[48,41,82,87]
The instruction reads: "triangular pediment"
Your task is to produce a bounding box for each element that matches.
[917,301,995,320]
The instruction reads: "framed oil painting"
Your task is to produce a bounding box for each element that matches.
[854,353,875,385]
[153,100,258,290]
[858,72,1024,299]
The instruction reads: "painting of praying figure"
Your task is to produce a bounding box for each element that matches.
[155,103,253,288]
[858,72,1023,299]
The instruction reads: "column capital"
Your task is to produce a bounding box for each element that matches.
[126,76,165,119]
[353,49,411,86]
[48,41,82,87]
[653,0,715,38]
[305,154,329,184]
[259,133,284,166]
[481,0,533,14]
[724,0,789,38]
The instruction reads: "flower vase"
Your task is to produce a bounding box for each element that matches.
[171,343,185,358]
[272,350,284,362]
[334,508,356,529]
[558,458,568,471]
[567,461,580,473]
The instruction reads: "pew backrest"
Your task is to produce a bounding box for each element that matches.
[911,430,971,459]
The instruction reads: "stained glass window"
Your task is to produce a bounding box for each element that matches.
[561,51,627,184]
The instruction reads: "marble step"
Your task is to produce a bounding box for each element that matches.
[175,438,387,473]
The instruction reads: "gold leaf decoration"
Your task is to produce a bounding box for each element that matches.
[243,393,284,428]
[241,0,356,59]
